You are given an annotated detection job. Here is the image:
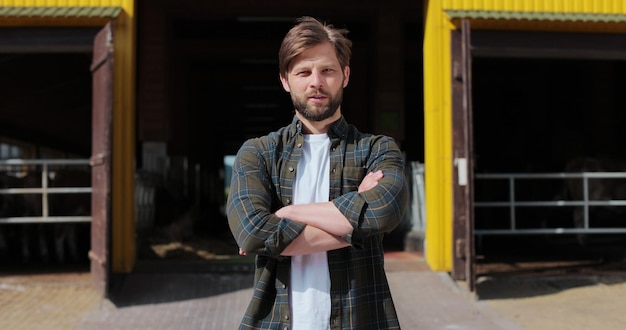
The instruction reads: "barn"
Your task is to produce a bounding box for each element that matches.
[426,1,626,290]
[2,0,626,297]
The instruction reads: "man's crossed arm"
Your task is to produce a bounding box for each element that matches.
[238,170,384,256]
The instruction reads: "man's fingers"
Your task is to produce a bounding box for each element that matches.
[358,170,384,193]
[367,170,384,182]
[366,170,383,179]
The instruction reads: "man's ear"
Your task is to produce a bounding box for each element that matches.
[280,74,291,92]
[343,66,350,88]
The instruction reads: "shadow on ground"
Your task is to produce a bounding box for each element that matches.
[474,234,626,300]
[476,272,626,301]
[109,230,256,307]
[108,270,255,307]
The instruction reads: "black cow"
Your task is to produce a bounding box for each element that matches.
[0,168,90,264]
[47,168,91,263]
[563,157,626,246]
[0,173,44,263]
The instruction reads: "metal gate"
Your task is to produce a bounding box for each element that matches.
[475,171,626,235]
[0,159,91,224]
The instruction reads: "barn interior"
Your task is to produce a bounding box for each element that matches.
[472,56,626,276]
[131,3,424,268]
[0,50,93,270]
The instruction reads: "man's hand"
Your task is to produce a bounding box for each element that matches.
[359,170,384,193]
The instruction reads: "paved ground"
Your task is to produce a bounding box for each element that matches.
[1,251,626,330]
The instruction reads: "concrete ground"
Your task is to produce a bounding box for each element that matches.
[1,252,626,330]
[475,272,626,330]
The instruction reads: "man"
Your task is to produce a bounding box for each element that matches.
[227,16,409,330]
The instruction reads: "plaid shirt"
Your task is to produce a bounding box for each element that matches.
[227,115,409,330]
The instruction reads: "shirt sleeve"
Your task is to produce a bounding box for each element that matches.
[332,135,409,248]
[226,138,305,259]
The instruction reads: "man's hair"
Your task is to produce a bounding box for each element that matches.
[278,16,352,77]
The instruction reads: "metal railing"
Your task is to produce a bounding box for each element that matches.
[0,159,91,224]
[474,172,626,235]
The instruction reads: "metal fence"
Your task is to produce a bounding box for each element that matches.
[0,159,91,224]
[474,172,626,235]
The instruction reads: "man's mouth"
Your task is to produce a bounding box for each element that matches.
[309,94,327,100]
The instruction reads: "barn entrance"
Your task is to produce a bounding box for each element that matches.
[453,26,626,289]
[132,2,424,271]
[132,16,399,267]
[0,28,98,273]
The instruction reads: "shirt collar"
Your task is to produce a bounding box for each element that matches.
[289,114,348,139]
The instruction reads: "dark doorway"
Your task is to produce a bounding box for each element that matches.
[134,2,425,267]
[0,45,94,272]
[472,54,626,277]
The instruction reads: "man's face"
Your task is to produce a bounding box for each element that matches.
[280,42,350,122]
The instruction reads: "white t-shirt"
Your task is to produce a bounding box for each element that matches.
[290,133,331,330]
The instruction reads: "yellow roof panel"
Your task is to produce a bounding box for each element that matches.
[445,10,626,23]
[0,6,121,18]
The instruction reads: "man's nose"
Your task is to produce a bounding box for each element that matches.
[310,71,323,89]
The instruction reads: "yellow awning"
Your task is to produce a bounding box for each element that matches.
[445,10,626,23]
[0,6,122,18]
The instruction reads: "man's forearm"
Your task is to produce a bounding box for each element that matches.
[275,201,353,236]
[281,225,349,256]
[275,171,383,239]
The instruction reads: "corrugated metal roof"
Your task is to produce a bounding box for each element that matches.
[445,10,626,23]
[0,6,122,18]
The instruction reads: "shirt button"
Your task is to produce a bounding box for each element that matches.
[284,314,289,320]
[332,168,336,173]
[297,143,302,148]
[288,167,294,172]
[286,199,291,205]
[282,284,287,289]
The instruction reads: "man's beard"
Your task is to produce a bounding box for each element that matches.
[293,90,342,122]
